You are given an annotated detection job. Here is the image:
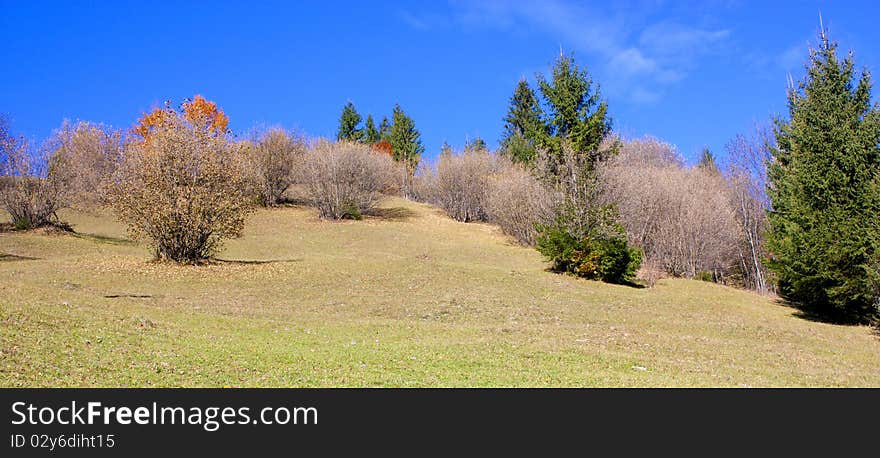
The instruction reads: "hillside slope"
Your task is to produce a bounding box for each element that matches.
[1,197,879,387]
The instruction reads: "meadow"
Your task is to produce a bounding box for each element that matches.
[2,197,879,387]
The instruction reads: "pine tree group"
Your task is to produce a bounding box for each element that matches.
[767,30,880,323]
[337,102,362,142]
[334,102,424,192]
[500,54,612,166]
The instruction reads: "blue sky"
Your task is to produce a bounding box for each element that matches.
[2,0,878,164]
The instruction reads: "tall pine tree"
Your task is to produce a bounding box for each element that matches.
[389,104,424,169]
[363,114,380,144]
[537,53,612,162]
[501,79,546,163]
[440,140,453,157]
[337,102,362,142]
[379,116,392,142]
[767,30,880,323]
[698,147,719,174]
[500,54,613,167]
[465,136,487,152]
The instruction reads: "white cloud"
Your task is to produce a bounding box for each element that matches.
[609,48,658,76]
[449,0,731,104]
[399,11,431,30]
[776,44,805,70]
[639,21,730,58]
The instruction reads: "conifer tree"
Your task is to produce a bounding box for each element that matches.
[440,140,453,157]
[337,102,362,142]
[537,53,612,163]
[363,114,380,144]
[466,136,487,152]
[379,116,392,142]
[698,147,719,173]
[767,29,880,323]
[389,104,424,169]
[501,79,546,163]
[515,53,639,284]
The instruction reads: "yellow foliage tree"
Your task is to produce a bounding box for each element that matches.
[132,95,229,141]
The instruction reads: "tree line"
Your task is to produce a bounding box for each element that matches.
[2,26,877,323]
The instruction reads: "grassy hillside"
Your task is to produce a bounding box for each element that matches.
[1,197,879,387]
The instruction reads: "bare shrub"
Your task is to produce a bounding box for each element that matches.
[423,148,497,222]
[637,258,664,288]
[410,160,436,203]
[486,162,556,245]
[299,140,398,219]
[243,127,306,206]
[46,120,123,209]
[725,128,773,293]
[0,117,65,229]
[601,136,741,282]
[107,115,253,262]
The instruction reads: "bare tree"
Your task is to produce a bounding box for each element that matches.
[46,120,123,209]
[601,136,741,283]
[724,126,774,294]
[0,116,66,229]
[108,115,254,262]
[486,159,557,245]
[423,147,498,222]
[299,140,399,219]
[243,127,306,207]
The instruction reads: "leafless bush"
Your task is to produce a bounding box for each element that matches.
[410,161,436,203]
[0,117,65,229]
[724,128,773,293]
[637,258,665,288]
[601,136,741,281]
[243,127,306,206]
[486,162,556,245]
[107,115,253,262]
[299,140,399,219]
[423,148,498,222]
[46,120,123,209]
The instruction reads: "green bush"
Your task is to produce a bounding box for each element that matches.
[536,221,641,284]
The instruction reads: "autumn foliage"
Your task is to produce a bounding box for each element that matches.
[110,101,252,263]
[132,95,229,141]
[370,140,393,157]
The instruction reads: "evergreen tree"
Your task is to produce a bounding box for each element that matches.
[363,114,380,144]
[440,140,453,158]
[465,136,487,151]
[698,147,719,173]
[336,102,362,142]
[767,30,880,323]
[518,53,639,284]
[379,116,392,142]
[501,79,546,163]
[537,53,612,162]
[389,104,424,169]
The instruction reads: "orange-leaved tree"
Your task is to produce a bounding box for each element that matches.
[132,95,229,141]
[371,140,393,157]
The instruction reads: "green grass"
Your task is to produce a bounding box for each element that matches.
[2,198,879,387]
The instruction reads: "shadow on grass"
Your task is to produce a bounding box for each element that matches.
[0,221,75,234]
[0,253,39,262]
[276,196,311,208]
[543,267,646,289]
[619,279,647,289]
[775,297,876,328]
[212,258,302,265]
[365,206,418,222]
[71,232,135,246]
